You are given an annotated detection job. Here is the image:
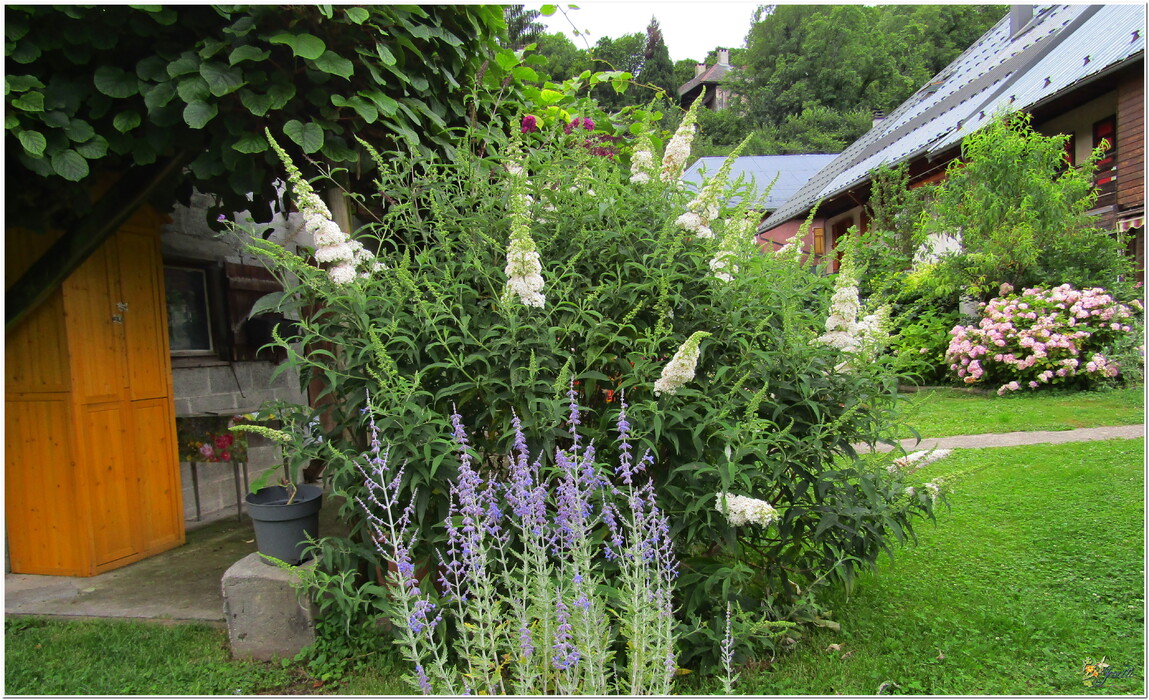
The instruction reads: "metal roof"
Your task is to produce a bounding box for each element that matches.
[760,4,1146,231]
[681,153,840,210]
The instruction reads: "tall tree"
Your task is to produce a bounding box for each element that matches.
[736,5,1005,128]
[533,32,592,82]
[503,5,545,50]
[588,33,646,111]
[640,17,676,101]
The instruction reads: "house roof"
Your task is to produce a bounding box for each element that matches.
[681,154,840,210]
[677,61,735,97]
[760,4,1146,231]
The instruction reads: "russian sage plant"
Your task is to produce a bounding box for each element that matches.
[356,387,679,695]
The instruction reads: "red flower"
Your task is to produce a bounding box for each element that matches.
[220,450,232,462]
[214,433,234,450]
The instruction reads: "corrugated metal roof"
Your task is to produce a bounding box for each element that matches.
[681,153,840,210]
[760,4,1145,232]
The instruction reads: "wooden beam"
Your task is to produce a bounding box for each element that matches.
[6,152,192,333]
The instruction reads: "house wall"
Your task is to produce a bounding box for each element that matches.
[162,193,309,523]
[1036,90,1118,164]
[1115,73,1144,214]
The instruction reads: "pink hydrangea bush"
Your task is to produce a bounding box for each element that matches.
[945,283,1142,395]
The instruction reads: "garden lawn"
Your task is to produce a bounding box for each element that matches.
[3,618,309,695]
[722,438,1145,695]
[898,386,1143,438]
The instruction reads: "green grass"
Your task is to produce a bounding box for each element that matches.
[7,437,1143,695]
[690,439,1145,695]
[3,618,310,695]
[897,385,1144,438]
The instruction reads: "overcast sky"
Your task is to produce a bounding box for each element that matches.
[532,2,761,63]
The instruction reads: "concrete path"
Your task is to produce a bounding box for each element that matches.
[859,424,1145,453]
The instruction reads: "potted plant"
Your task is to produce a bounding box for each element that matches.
[230,404,327,565]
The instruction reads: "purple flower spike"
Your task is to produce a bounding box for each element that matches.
[415,664,432,694]
[521,114,538,134]
[582,117,595,131]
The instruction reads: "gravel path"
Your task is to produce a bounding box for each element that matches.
[857,424,1145,454]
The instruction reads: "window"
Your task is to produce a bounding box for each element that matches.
[1092,115,1117,198]
[165,265,215,355]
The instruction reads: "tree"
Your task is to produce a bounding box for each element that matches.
[912,112,1133,302]
[503,5,545,50]
[588,33,646,112]
[736,5,1004,129]
[4,5,509,237]
[640,17,676,101]
[533,32,592,82]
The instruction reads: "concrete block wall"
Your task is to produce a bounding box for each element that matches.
[164,191,310,525]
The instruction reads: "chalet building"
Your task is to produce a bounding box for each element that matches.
[757,4,1146,282]
[678,48,737,111]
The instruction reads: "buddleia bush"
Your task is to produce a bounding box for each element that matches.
[243,91,942,669]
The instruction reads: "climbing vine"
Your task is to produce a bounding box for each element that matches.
[5,5,514,231]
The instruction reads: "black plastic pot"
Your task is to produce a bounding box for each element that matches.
[245,484,323,566]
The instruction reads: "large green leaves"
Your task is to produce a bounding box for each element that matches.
[268,32,326,60]
[283,119,323,153]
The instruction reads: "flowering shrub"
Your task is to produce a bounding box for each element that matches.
[241,84,938,668]
[945,284,1142,394]
[358,390,678,695]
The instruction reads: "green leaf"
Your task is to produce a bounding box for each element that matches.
[16,129,46,157]
[539,4,557,15]
[332,95,377,124]
[143,81,177,111]
[311,50,354,79]
[75,134,109,159]
[51,149,89,181]
[63,118,95,143]
[231,132,269,154]
[375,43,396,66]
[228,45,271,66]
[8,41,41,64]
[113,110,142,133]
[266,81,296,110]
[135,55,169,82]
[247,289,287,317]
[495,49,520,71]
[183,100,218,129]
[5,113,18,129]
[6,75,45,93]
[9,91,44,112]
[511,65,539,83]
[166,53,200,77]
[359,90,398,117]
[344,7,369,24]
[239,89,272,117]
[177,75,211,103]
[200,61,246,97]
[283,119,324,154]
[268,32,326,61]
[94,66,139,98]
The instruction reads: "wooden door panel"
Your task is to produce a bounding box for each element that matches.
[6,290,70,394]
[4,398,88,575]
[117,227,173,401]
[63,241,125,402]
[80,403,140,566]
[132,398,184,552]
